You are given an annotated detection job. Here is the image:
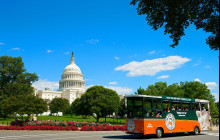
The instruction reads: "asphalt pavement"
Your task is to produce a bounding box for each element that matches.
[0,131,218,140]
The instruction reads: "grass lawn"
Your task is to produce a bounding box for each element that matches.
[0,116,126,125]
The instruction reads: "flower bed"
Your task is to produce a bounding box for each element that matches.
[0,121,127,131]
[0,125,78,131]
[0,125,126,131]
[11,120,110,127]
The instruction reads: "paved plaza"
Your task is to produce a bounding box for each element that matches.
[0,131,218,140]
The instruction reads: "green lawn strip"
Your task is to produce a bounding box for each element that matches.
[0,116,125,125]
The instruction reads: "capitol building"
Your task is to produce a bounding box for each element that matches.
[36,53,86,107]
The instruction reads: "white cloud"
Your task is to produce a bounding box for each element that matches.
[108,82,118,85]
[130,54,137,58]
[115,56,191,77]
[64,52,71,55]
[194,78,201,82]
[205,65,211,69]
[149,51,156,54]
[32,79,59,91]
[157,75,169,79]
[85,85,133,95]
[105,86,133,95]
[193,59,202,67]
[86,39,99,44]
[114,56,120,60]
[193,63,199,67]
[0,42,5,45]
[205,82,218,90]
[47,50,53,53]
[11,48,20,51]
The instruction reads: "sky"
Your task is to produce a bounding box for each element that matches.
[0,0,219,101]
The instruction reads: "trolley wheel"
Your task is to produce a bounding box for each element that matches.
[156,128,163,138]
[193,126,200,135]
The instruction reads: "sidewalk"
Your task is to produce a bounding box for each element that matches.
[211,126,219,131]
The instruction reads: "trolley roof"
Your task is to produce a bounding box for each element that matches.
[125,95,209,103]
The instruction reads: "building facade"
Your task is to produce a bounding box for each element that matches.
[37,53,86,105]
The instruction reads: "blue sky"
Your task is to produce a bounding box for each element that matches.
[0,0,219,101]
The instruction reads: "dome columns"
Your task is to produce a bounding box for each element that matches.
[59,80,85,89]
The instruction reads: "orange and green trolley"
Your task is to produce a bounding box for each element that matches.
[125,95,211,138]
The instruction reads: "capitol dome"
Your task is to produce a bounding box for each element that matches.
[64,61,81,73]
[59,53,85,91]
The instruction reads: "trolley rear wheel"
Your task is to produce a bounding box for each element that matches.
[156,128,163,138]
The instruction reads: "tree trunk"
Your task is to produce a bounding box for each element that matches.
[96,116,99,123]
[105,116,107,123]
[27,114,30,121]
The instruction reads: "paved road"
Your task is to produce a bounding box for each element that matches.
[0,131,218,140]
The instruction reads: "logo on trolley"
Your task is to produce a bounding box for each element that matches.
[165,113,176,130]
[127,120,135,132]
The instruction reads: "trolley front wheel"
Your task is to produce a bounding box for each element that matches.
[193,126,200,135]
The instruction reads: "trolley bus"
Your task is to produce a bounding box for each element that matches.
[125,95,211,138]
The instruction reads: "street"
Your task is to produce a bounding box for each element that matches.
[0,131,218,140]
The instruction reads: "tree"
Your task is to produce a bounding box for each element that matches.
[0,56,38,99]
[33,97,49,116]
[102,87,120,122]
[136,81,219,116]
[70,98,88,118]
[135,87,145,95]
[1,95,47,120]
[131,0,219,50]
[118,98,126,118]
[79,86,120,122]
[49,98,70,116]
[0,56,38,118]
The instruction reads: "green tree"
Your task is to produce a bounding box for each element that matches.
[80,86,120,122]
[49,98,70,116]
[0,56,38,118]
[0,56,38,99]
[118,98,126,118]
[131,0,219,50]
[71,98,88,118]
[1,95,47,120]
[135,87,146,95]
[144,82,168,96]
[102,87,120,122]
[33,97,49,116]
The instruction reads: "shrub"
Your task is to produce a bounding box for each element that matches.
[10,121,25,126]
